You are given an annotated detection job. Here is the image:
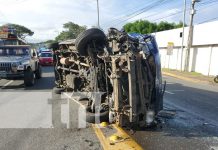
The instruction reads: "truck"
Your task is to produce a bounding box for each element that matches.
[0,26,42,86]
[51,28,165,127]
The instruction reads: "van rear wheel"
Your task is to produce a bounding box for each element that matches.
[214,76,218,83]
[35,65,42,79]
[24,68,35,86]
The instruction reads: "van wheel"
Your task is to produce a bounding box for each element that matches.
[214,76,218,83]
[24,68,35,86]
[84,106,109,123]
[53,87,65,94]
[75,28,106,56]
[35,65,42,79]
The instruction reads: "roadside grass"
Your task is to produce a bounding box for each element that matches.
[162,68,218,85]
[162,68,202,76]
[162,68,214,78]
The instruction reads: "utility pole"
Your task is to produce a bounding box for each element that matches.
[184,0,200,71]
[97,0,100,28]
[180,0,186,71]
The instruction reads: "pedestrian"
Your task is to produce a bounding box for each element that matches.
[48,42,61,85]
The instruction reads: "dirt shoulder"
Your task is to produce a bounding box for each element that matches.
[162,68,218,86]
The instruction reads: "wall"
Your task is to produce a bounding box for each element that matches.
[159,46,218,76]
[155,20,218,76]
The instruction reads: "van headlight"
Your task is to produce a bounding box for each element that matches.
[22,60,30,65]
[12,63,17,67]
[11,63,19,72]
[17,65,25,70]
[17,61,29,70]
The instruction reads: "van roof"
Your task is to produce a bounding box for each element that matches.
[0,45,30,48]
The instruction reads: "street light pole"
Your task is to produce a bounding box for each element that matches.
[97,0,100,28]
[184,0,200,72]
[180,0,186,71]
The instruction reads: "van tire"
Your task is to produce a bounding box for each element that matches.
[75,28,106,56]
[24,68,35,86]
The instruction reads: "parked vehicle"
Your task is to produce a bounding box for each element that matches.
[0,45,42,86]
[39,52,53,66]
[52,28,164,127]
[214,75,218,83]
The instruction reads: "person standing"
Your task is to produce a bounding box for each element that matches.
[48,42,61,85]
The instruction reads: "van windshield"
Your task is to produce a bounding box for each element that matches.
[40,53,52,57]
[0,47,29,56]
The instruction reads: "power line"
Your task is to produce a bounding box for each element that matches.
[101,1,157,26]
[199,0,218,5]
[115,0,187,27]
[148,0,218,22]
[121,0,181,25]
[164,0,211,24]
[104,0,218,28]
[151,10,183,22]
[102,0,167,28]
[114,0,167,25]
[194,0,218,24]
[103,0,192,28]
[198,16,218,24]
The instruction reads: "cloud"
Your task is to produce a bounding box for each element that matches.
[0,0,101,41]
[0,0,217,42]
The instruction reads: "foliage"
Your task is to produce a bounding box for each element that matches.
[55,22,87,41]
[124,20,184,34]
[0,23,34,39]
[43,39,56,44]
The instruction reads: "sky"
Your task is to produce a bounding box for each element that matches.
[0,0,217,42]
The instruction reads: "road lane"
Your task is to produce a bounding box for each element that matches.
[0,79,13,88]
[1,67,218,150]
[1,80,14,89]
[0,66,55,91]
[0,66,102,150]
[128,75,218,150]
[164,76,218,126]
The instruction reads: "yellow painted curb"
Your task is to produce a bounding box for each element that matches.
[92,124,144,150]
[100,122,108,127]
[109,135,121,142]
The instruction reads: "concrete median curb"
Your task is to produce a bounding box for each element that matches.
[92,124,143,150]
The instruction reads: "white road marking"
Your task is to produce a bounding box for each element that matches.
[166,83,174,85]
[165,91,175,94]
[210,146,218,150]
[165,90,184,95]
[1,80,14,89]
[169,90,184,92]
[63,93,86,109]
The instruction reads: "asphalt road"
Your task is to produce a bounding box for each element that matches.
[1,67,218,150]
[129,75,218,150]
[0,66,102,150]
[0,66,54,91]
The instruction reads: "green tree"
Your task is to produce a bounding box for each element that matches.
[157,21,175,31]
[0,23,34,39]
[55,22,86,41]
[175,21,184,28]
[124,20,184,34]
[44,39,56,44]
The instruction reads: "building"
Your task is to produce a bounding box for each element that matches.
[0,26,27,46]
[154,20,218,76]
